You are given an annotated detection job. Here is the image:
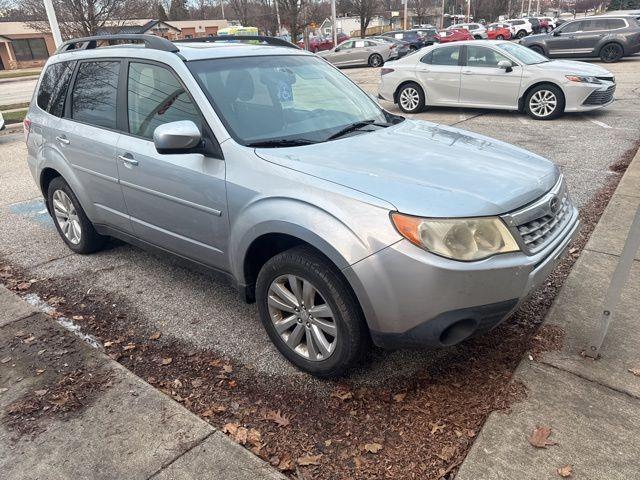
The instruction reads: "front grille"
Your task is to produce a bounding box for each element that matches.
[583,85,616,106]
[502,177,574,255]
[596,75,615,82]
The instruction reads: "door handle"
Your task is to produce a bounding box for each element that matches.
[118,154,139,167]
[56,135,70,145]
[462,70,473,75]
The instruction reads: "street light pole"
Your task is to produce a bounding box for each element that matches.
[441,0,445,28]
[221,0,225,20]
[274,0,281,36]
[43,0,62,47]
[331,0,337,47]
[403,0,408,30]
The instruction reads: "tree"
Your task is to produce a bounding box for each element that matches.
[156,1,168,20]
[15,0,155,39]
[229,0,250,25]
[352,0,379,37]
[277,0,304,43]
[607,0,640,9]
[413,0,432,24]
[168,0,189,19]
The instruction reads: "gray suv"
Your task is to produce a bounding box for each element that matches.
[26,35,579,377]
[521,15,640,62]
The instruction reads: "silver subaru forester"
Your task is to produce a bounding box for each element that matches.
[25,34,579,377]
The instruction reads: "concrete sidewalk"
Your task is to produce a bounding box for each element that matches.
[457,152,640,479]
[0,286,285,480]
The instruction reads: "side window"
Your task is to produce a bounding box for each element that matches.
[340,41,354,49]
[431,46,460,66]
[420,51,433,64]
[37,61,75,117]
[71,61,120,129]
[605,18,626,30]
[560,21,583,33]
[127,62,202,140]
[466,46,511,68]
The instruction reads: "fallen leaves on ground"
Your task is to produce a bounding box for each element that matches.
[628,367,640,377]
[161,357,172,365]
[437,445,457,462]
[298,453,323,466]
[149,332,161,341]
[364,442,383,454]
[529,426,558,448]
[557,464,573,477]
[265,409,290,427]
[393,392,407,403]
[331,388,353,401]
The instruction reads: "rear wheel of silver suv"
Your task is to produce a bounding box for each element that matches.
[256,246,368,377]
[47,177,106,254]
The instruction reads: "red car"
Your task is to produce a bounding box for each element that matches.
[486,25,512,40]
[437,28,474,43]
[298,33,349,53]
[537,18,550,33]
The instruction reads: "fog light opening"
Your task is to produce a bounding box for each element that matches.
[439,318,478,346]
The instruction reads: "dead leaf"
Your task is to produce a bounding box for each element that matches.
[122,344,136,351]
[222,364,233,373]
[191,378,204,388]
[298,454,322,466]
[227,380,237,388]
[364,442,383,454]
[266,409,290,427]
[628,367,640,377]
[16,282,31,290]
[36,369,45,375]
[72,315,84,321]
[235,427,248,445]
[278,454,294,472]
[430,422,446,435]
[557,465,572,477]
[393,393,407,403]
[529,426,558,448]
[436,445,456,462]
[34,389,48,396]
[149,331,162,341]
[354,455,364,468]
[202,404,226,417]
[331,389,353,401]
[222,422,239,435]
[161,357,173,366]
[247,428,261,447]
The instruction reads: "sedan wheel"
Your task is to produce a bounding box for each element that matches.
[267,275,337,361]
[517,30,527,39]
[368,53,383,67]
[496,34,504,40]
[397,83,425,113]
[525,85,564,120]
[52,189,82,245]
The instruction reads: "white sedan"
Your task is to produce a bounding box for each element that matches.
[378,41,616,120]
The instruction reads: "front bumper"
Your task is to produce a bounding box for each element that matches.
[344,207,580,349]
[564,80,616,112]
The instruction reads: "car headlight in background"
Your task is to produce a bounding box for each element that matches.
[565,75,601,84]
[391,213,520,261]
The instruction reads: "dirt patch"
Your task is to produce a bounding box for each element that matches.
[0,142,636,479]
[529,325,565,361]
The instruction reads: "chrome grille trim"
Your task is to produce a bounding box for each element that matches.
[501,176,574,255]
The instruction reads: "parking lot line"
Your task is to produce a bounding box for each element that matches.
[517,117,530,125]
[588,118,613,129]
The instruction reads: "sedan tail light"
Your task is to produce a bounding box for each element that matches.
[389,44,396,50]
[380,68,394,75]
[23,117,31,143]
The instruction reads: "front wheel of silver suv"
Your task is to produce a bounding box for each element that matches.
[256,246,368,377]
[47,177,106,254]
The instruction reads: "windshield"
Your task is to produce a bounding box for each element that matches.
[188,55,393,146]
[496,42,549,64]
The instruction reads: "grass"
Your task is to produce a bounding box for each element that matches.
[1,102,30,111]
[0,69,41,80]
[2,109,27,124]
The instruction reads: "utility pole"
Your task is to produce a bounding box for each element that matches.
[331,0,337,47]
[275,0,282,36]
[441,0,446,28]
[536,0,540,14]
[527,0,532,15]
[403,0,408,30]
[43,0,62,47]
[466,0,471,22]
[221,0,225,19]
[521,0,525,16]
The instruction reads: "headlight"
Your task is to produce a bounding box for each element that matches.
[391,213,520,261]
[565,75,601,84]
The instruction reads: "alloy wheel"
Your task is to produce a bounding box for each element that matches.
[399,87,420,111]
[370,54,382,67]
[529,89,557,118]
[267,275,337,361]
[601,44,621,62]
[52,189,82,245]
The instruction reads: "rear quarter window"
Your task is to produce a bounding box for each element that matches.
[37,61,76,117]
[71,61,120,130]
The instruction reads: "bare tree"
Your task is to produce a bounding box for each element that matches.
[229,0,250,25]
[277,0,305,42]
[413,0,432,24]
[352,0,379,37]
[15,0,155,38]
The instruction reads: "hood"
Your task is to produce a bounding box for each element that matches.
[255,120,559,218]
[532,59,612,76]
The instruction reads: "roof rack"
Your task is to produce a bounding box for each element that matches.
[175,35,300,49]
[56,34,179,54]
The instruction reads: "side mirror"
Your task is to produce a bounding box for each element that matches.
[497,60,513,72]
[334,47,340,52]
[154,120,202,154]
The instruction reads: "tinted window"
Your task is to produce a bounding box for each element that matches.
[605,18,627,29]
[466,46,511,68]
[432,46,460,66]
[71,61,120,129]
[420,51,433,64]
[511,20,523,25]
[37,61,75,117]
[560,21,583,33]
[127,62,202,140]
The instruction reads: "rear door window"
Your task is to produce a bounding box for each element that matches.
[71,61,120,129]
[604,18,627,29]
[37,61,76,117]
[431,46,460,66]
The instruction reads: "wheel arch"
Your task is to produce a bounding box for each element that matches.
[517,81,565,112]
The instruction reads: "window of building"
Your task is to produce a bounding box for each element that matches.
[12,38,49,62]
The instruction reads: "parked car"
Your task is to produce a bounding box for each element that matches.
[298,33,349,53]
[447,22,488,39]
[370,36,411,59]
[382,30,429,51]
[411,28,441,45]
[539,17,558,31]
[412,24,435,29]
[317,38,393,67]
[525,17,542,34]
[505,18,534,38]
[520,15,640,62]
[379,40,616,119]
[486,24,512,40]
[27,34,579,376]
[438,28,474,43]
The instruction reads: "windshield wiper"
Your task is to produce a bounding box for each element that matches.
[326,120,391,141]
[247,138,317,148]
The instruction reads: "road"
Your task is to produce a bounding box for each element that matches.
[0,56,639,384]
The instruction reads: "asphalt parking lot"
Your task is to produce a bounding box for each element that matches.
[1,55,639,384]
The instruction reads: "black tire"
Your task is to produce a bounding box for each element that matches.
[496,34,504,40]
[599,43,623,63]
[409,45,418,51]
[474,35,482,40]
[256,246,368,378]
[516,29,527,39]
[47,176,106,254]
[396,82,425,114]
[524,84,565,120]
[529,45,545,55]
[368,53,384,68]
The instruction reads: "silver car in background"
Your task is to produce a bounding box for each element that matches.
[316,38,393,67]
[379,40,615,119]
